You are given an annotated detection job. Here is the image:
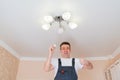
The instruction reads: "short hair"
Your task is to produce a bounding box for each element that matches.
[60,42,71,49]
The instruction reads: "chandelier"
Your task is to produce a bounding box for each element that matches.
[41,12,78,33]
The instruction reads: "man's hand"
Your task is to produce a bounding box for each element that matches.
[49,44,56,55]
[80,59,93,69]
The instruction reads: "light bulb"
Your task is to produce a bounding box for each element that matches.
[53,44,56,48]
[62,12,71,20]
[44,16,53,23]
[42,24,51,30]
[69,22,78,29]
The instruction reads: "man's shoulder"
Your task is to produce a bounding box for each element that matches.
[52,57,80,61]
[51,58,58,61]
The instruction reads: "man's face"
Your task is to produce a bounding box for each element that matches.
[60,44,71,58]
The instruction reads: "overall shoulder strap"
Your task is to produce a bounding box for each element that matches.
[72,58,75,67]
[58,58,61,66]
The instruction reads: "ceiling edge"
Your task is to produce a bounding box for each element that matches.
[106,58,120,70]
[0,40,21,59]
[20,56,110,61]
[20,57,46,61]
[111,46,120,58]
[0,40,119,61]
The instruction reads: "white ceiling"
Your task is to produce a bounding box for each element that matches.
[0,0,120,59]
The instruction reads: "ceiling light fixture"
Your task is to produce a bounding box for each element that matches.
[42,12,78,34]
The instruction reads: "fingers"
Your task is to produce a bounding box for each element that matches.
[49,44,56,54]
[49,46,55,52]
[80,58,85,64]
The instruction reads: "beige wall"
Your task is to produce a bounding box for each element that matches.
[16,61,54,80]
[78,60,109,80]
[0,46,19,80]
[16,60,109,80]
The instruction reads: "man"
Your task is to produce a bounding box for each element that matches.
[44,42,93,80]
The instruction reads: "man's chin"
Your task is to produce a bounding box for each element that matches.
[64,52,69,54]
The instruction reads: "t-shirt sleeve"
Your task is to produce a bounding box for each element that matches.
[51,58,58,68]
[75,58,83,70]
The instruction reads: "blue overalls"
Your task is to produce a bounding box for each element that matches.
[54,58,78,80]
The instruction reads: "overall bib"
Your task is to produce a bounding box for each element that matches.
[54,58,78,80]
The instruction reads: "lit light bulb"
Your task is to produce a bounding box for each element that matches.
[44,16,54,23]
[62,12,71,20]
[69,22,78,29]
[53,44,56,48]
[42,24,51,30]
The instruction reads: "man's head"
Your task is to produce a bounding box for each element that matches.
[60,42,71,58]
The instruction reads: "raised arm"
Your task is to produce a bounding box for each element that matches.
[43,45,55,72]
[80,58,93,69]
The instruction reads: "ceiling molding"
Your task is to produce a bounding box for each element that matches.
[20,57,46,61]
[20,56,110,61]
[105,57,120,70]
[111,46,120,58]
[0,40,21,59]
[85,56,110,61]
[20,56,109,61]
[0,40,119,61]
